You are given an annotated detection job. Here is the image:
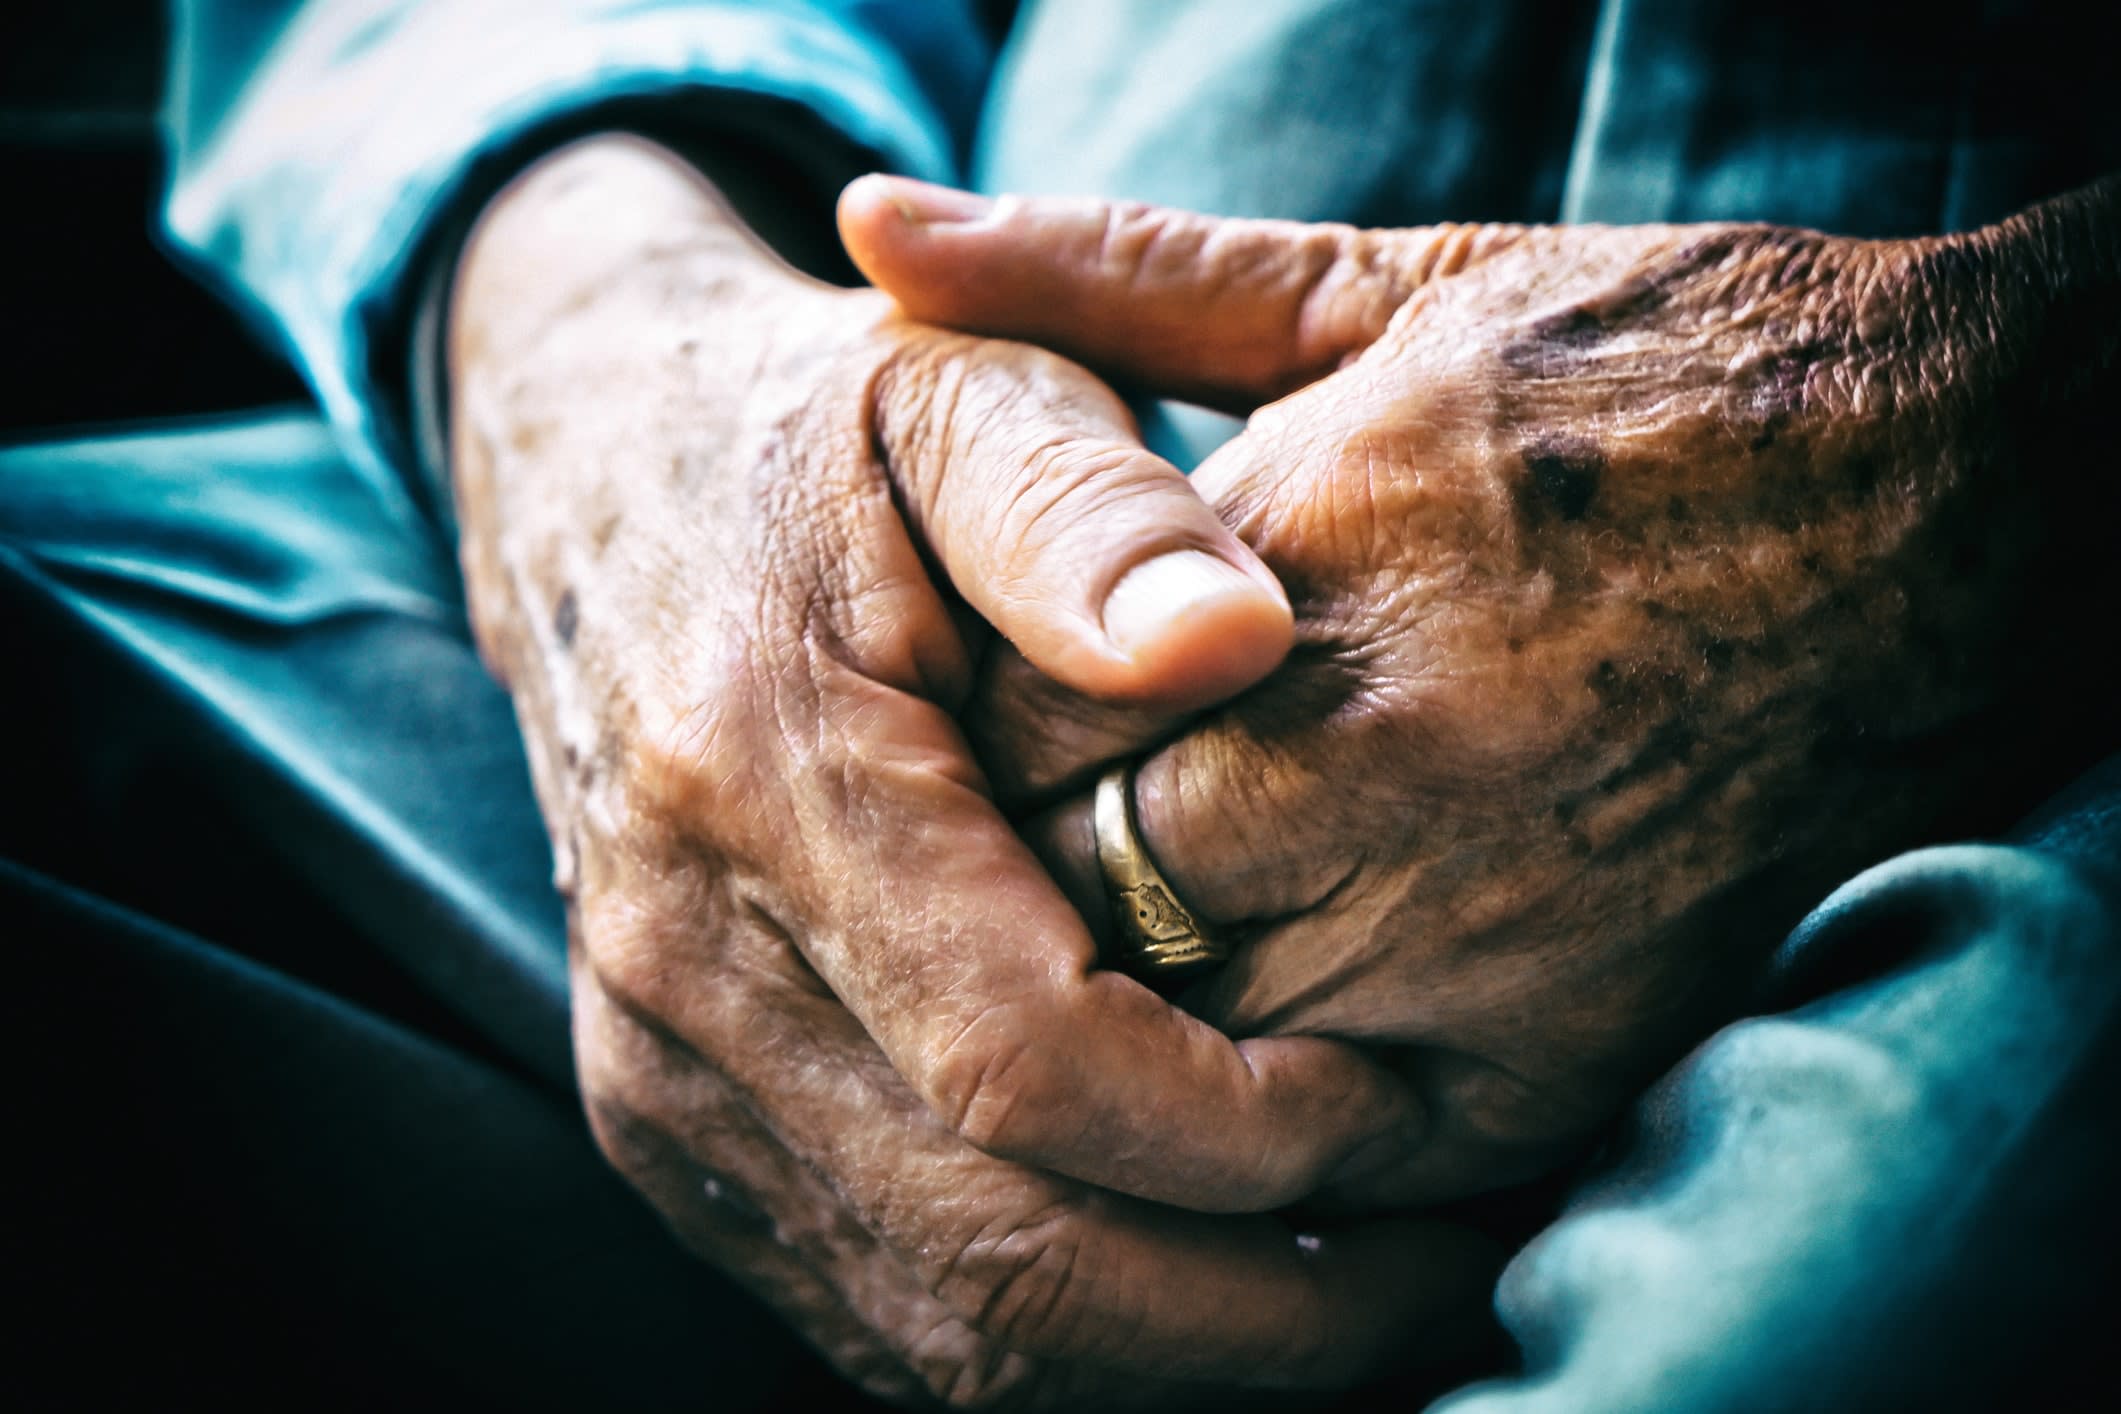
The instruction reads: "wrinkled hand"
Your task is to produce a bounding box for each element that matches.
[842,176,2119,1205]
[450,137,1496,1407]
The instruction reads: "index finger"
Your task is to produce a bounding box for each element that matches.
[839,176,1520,411]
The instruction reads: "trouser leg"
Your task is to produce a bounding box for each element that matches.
[9,856,799,1409]
[0,413,804,1409]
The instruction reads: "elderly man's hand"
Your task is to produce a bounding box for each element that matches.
[842,177,2119,1206]
[449,137,1497,1406]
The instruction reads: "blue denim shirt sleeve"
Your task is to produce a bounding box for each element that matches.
[160,0,992,525]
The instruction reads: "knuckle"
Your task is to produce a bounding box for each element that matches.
[577,874,761,1042]
[1288,224,1398,377]
[579,1089,757,1260]
[1434,1058,1602,1180]
[579,1087,668,1184]
[934,1202,1094,1355]
[582,914,688,1022]
[628,667,762,833]
[575,965,782,1244]
[924,1007,1068,1159]
[900,1320,1037,1410]
[573,946,687,1111]
[1095,198,1196,292]
[870,335,975,488]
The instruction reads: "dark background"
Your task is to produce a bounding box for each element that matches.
[0,3,303,442]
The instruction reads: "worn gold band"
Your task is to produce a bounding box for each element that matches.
[1093,764,1228,975]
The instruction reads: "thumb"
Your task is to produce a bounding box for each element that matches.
[872,332,1293,709]
[839,175,1512,411]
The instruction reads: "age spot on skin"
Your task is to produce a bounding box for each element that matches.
[1501,305,1617,377]
[1751,347,1827,420]
[1519,439,1605,525]
[1594,717,1699,797]
[1504,233,1756,378]
[554,587,580,648]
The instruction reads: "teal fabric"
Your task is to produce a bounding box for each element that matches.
[1438,828,2121,1411]
[0,414,571,1084]
[162,0,994,523]
[981,0,2120,235]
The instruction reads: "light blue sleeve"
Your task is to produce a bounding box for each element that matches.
[161,0,992,525]
[1432,761,2121,1412]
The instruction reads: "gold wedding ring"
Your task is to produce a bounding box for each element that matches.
[1094,764,1228,976]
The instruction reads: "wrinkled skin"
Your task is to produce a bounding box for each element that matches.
[448,136,1498,1409]
[845,175,2121,1205]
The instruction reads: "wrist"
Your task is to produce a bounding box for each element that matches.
[1969,178,2121,602]
[1905,176,2121,416]
[1986,175,2121,408]
[454,134,794,352]
[1890,177,2121,765]
[446,135,829,660]
[448,137,702,685]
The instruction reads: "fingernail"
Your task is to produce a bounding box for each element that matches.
[1101,550,1269,655]
[881,177,994,225]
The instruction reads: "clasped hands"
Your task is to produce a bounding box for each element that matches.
[449,135,2084,1407]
